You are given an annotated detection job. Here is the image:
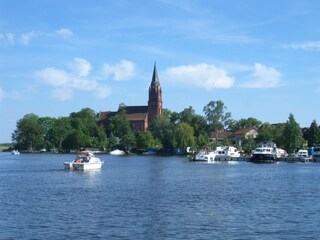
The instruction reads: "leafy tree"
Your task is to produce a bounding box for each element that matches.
[180,106,195,124]
[305,120,320,147]
[12,113,44,151]
[38,116,56,150]
[49,117,72,150]
[272,123,285,149]
[149,116,175,149]
[136,130,157,149]
[62,130,86,151]
[203,100,232,131]
[107,108,135,150]
[174,122,196,149]
[255,123,274,143]
[241,137,256,154]
[229,117,262,132]
[283,113,304,153]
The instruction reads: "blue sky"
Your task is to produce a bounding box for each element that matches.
[1,0,320,143]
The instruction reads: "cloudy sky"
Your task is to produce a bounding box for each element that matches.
[1,0,320,142]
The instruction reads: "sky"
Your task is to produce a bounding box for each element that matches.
[1,0,320,143]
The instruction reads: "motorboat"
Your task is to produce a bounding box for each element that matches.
[109,149,125,156]
[11,150,20,155]
[251,141,277,163]
[64,152,103,170]
[214,146,241,158]
[193,148,216,162]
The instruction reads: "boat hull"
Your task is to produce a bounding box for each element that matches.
[251,154,276,163]
[73,163,102,170]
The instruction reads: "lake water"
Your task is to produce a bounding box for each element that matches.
[1,153,320,239]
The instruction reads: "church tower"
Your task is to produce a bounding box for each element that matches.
[148,63,163,126]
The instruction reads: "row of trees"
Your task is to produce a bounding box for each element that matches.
[11,100,320,154]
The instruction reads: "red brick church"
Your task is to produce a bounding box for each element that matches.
[98,63,163,132]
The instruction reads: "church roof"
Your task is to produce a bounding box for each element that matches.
[123,106,148,114]
[98,106,148,122]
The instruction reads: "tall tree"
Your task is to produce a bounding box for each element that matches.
[203,100,232,131]
[12,113,44,151]
[174,122,196,149]
[107,108,135,150]
[283,113,304,153]
[305,120,320,147]
[149,116,175,149]
[136,130,157,149]
[229,117,262,132]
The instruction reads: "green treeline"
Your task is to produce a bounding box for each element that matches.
[11,100,320,154]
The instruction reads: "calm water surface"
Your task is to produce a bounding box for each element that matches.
[1,153,320,239]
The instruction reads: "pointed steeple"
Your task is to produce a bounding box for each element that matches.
[151,62,159,84]
[148,62,162,126]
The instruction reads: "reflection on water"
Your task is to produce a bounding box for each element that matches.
[1,153,320,239]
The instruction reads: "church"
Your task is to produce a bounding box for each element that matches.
[98,63,163,132]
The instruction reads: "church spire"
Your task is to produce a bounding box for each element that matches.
[148,62,162,126]
[151,62,159,84]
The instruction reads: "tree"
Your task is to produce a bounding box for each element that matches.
[241,137,256,154]
[49,117,72,150]
[174,122,196,149]
[107,108,135,150]
[203,100,232,131]
[38,116,56,150]
[12,113,44,151]
[136,130,157,149]
[229,117,262,132]
[255,123,274,143]
[283,113,304,153]
[149,116,175,149]
[305,120,320,147]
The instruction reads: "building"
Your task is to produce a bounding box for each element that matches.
[98,63,163,132]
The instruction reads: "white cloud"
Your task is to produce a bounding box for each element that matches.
[102,60,135,81]
[241,63,282,88]
[56,28,73,38]
[164,63,234,90]
[68,58,92,77]
[36,58,112,100]
[0,33,15,45]
[282,41,320,51]
[21,31,39,45]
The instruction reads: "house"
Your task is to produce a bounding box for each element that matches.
[232,127,258,146]
[98,63,163,132]
[210,127,258,146]
[209,129,232,144]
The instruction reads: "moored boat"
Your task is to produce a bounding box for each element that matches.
[64,152,103,170]
[11,150,20,155]
[193,148,216,162]
[251,141,277,163]
[109,149,125,156]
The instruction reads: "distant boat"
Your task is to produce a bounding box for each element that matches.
[11,150,20,155]
[142,149,158,155]
[64,151,103,170]
[251,141,277,163]
[109,149,126,156]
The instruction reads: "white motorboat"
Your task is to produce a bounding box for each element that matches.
[11,150,20,155]
[109,149,125,156]
[193,149,216,162]
[251,141,277,163]
[64,152,103,170]
[215,146,241,157]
